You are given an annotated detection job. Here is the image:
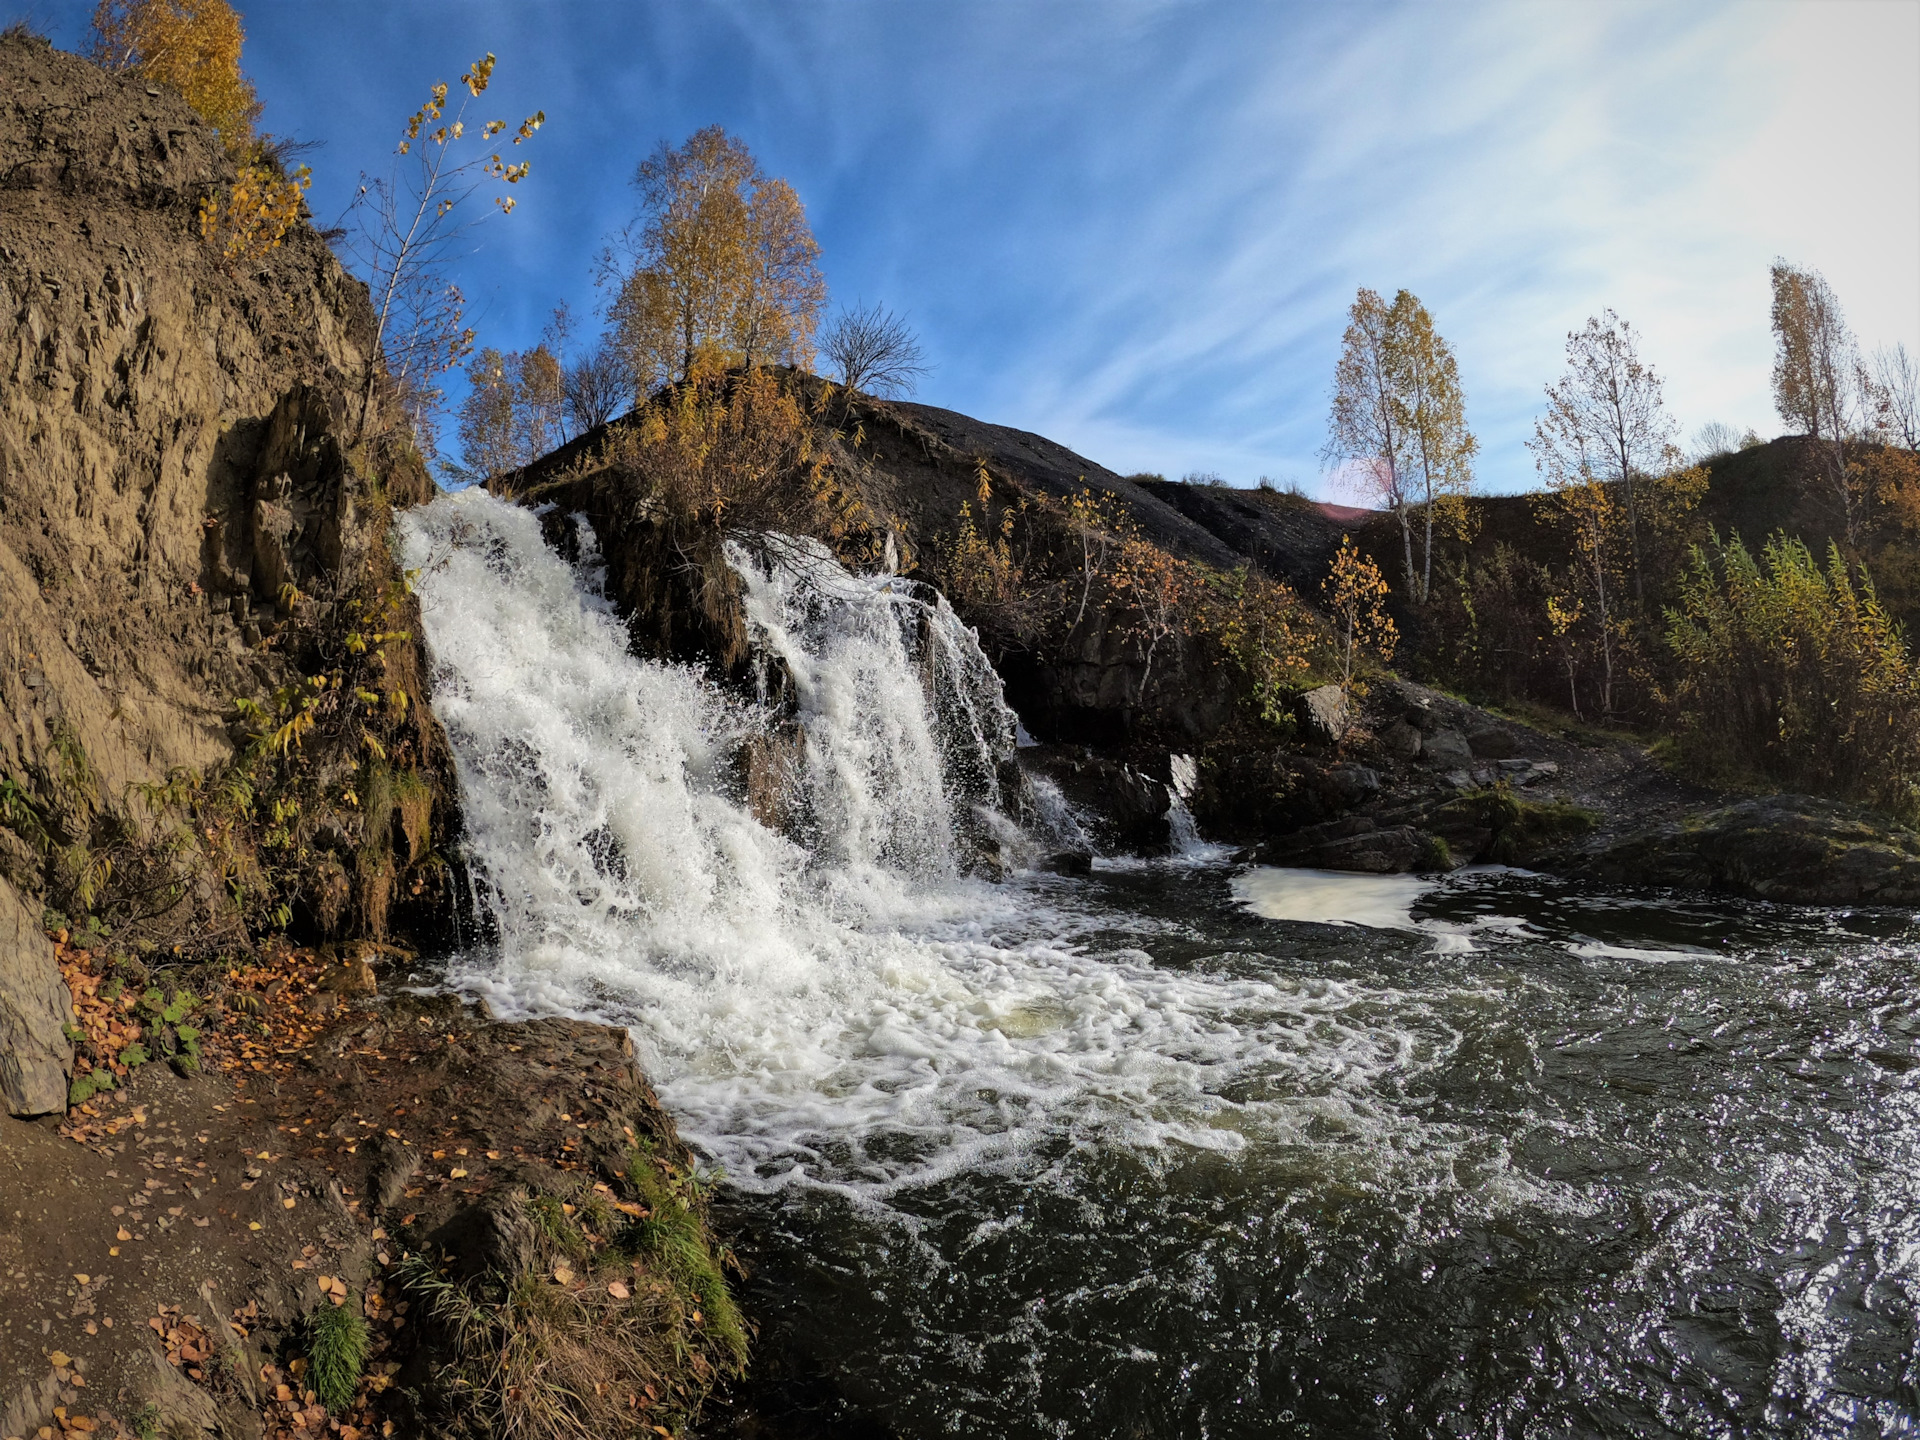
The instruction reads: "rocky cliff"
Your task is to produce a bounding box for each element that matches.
[0,28,443,1116]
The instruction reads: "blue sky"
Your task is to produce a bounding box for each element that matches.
[28,0,1920,495]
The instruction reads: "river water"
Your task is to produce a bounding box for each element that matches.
[399,491,1920,1438]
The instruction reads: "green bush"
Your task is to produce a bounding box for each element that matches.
[1666,530,1920,816]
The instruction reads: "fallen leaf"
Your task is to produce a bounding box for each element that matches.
[449,1167,468,1179]
[552,1266,574,1285]
[116,1228,130,1241]
[248,1221,262,1231]
[48,1350,71,1368]
[282,1198,296,1210]
[606,1280,630,1299]
[73,1274,89,1285]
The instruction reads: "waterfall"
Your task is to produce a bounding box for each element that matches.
[724,533,1023,879]
[397,490,1416,1196]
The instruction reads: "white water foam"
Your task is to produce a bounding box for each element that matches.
[398,492,1567,1211]
[1233,867,1436,931]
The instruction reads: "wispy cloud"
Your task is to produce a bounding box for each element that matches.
[34,0,1916,493]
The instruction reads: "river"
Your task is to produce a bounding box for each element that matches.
[399,490,1920,1438]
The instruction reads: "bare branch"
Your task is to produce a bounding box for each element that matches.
[822,301,930,399]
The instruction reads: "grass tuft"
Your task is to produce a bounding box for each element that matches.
[309,1301,369,1413]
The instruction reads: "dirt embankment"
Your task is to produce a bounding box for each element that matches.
[4,938,740,1440]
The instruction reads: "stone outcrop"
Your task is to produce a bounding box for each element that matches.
[0,876,68,1115]
[0,31,448,1109]
[1587,796,1920,906]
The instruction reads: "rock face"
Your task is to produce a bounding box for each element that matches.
[0,877,69,1115]
[1021,746,1175,853]
[1588,796,1920,906]
[0,33,446,1106]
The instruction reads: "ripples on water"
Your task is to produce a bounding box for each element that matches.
[399,493,1920,1438]
[731,866,1920,1438]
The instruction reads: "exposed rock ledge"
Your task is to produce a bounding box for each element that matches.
[1583,796,1920,907]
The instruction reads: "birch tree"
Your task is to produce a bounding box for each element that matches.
[1324,288,1414,596]
[1324,288,1475,603]
[608,127,825,389]
[1771,261,1862,542]
[1392,292,1477,602]
[1532,310,1679,608]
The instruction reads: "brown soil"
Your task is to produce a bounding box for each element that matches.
[2,938,717,1440]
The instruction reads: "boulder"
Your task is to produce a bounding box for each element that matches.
[1296,685,1352,744]
[1324,763,1382,807]
[1381,720,1423,759]
[1019,747,1172,853]
[0,878,72,1116]
[1422,729,1474,768]
[1046,850,1094,877]
[1263,820,1423,874]
[1467,727,1518,760]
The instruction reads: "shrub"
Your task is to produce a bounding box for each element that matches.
[198,161,311,269]
[1665,530,1920,816]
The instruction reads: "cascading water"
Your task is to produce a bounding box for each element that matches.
[399,489,1920,1438]
[724,532,1023,879]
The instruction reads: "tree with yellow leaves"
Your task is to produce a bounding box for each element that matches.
[1323,288,1475,604]
[447,344,565,486]
[607,127,826,392]
[90,0,260,150]
[92,0,312,269]
[1322,536,1397,692]
[338,53,545,445]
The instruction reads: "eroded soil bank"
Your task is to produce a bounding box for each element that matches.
[4,939,743,1439]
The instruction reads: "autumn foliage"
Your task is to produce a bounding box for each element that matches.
[608,127,827,390]
[90,0,260,148]
[198,159,311,267]
[1666,531,1920,816]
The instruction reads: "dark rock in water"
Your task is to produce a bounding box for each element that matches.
[1296,685,1351,744]
[1422,729,1474,768]
[1261,819,1423,874]
[1585,796,1920,905]
[1046,850,1094,877]
[1021,747,1173,854]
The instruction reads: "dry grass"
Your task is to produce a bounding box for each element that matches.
[400,1150,747,1439]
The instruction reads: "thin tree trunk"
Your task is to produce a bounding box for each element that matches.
[1397,504,1416,602]
[1421,501,1435,604]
